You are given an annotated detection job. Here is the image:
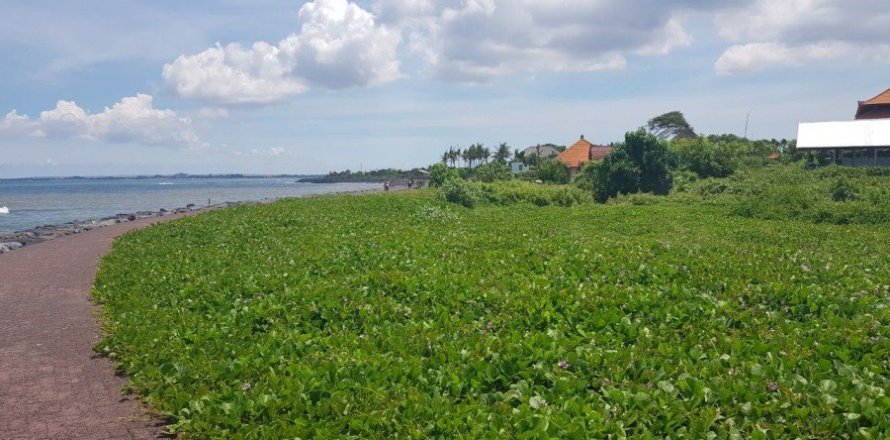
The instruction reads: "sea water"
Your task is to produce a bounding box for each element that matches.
[0,177,378,235]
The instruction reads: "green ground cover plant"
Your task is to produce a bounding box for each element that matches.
[675,165,890,225]
[95,186,889,439]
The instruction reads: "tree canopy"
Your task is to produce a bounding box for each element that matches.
[647,111,696,140]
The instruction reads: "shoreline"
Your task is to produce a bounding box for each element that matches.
[0,187,386,255]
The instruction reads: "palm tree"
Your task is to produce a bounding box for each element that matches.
[494,142,511,163]
[480,144,491,164]
[461,148,472,168]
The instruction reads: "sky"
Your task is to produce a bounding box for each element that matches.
[1,0,889,178]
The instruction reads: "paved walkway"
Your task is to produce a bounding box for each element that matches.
[0,215,189,439]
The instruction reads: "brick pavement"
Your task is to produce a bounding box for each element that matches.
[0,215,191,439]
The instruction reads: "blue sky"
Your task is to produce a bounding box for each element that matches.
[1,0,889,177]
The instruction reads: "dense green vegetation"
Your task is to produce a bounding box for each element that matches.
[303,168,427,183]
[95,165,889,438]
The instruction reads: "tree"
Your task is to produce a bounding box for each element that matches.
[428,163,460,187]
[479,144,491,165]
[591,156,640,202]
[670,137,735,179]
[473,162,512,182]
[461,148,472,168]
[448,147,461,168]
[647,111,696,140]
[494,143,511,163]
[592,129,672,202]
[535,159,570,184]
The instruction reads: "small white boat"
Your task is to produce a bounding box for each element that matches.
[0,206,8,215]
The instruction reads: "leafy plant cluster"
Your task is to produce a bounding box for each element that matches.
[675,165,890,225]
[95,190,890,439]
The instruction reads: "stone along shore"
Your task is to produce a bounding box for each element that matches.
[0,202,237,254]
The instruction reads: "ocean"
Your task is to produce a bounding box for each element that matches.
[0,177,379,235]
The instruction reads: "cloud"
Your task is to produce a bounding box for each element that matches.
[163,0,401,105]
[375,0,716,83]
[0,94,203,148]
[198,107,230,119]
[714,0,890,74]
[231,146,287,158]
[715,41,854,74]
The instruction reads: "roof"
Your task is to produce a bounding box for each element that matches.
[861,88,890,106]
[590,146,614,161]
[522,145,559,157]
[797,119,890,149]
[557,138,595,168]
[556,137,613,168]
[856,88,890,119]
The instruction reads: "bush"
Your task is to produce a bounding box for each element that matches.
[438,178,479,208]
[670,137,735,178]
[680,165,890,225]
[534,159,570,184]
[829,177,859,202]
[439,180,590,208]
[472,162,512,183]
[591,129,671,202]
[428,163,460,188]
[592,155,640,202]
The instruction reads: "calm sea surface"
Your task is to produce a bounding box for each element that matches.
[0,177,378,235]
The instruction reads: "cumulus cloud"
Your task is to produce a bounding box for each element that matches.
[0,94,202,148]
[374,0,714,83]
[714,0,890,74]
[163,0,401,105]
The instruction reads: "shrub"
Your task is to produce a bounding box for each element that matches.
[472,162,512,183]
[428,163,460,188]
[592,129,672,202]
[830,177,859,202]
[592,155,640,202]
[442,180,590,208]
[438,178,478,208]
[534,159,570,184]
[670,137,735,178]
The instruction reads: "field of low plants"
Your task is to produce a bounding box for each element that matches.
[95,168,889,439]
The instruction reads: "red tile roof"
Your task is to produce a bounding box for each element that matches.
[856,88,890,119]
[556,136,613,169]
[862,88,890,105]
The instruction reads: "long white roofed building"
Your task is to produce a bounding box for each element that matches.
[797,89,890,166]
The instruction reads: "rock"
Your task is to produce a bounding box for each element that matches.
[127,214,136,221]
[0,242,24,253]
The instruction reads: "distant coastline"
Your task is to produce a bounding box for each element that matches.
[0,173,321,182]
[300,168,428,184]
[0,186,381,254]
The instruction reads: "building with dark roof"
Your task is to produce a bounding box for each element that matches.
[856,88,890,120]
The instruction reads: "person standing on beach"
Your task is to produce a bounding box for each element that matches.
[384,181,390,191]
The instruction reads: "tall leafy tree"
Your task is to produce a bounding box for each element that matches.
[647,111,696,140]
[592,129,672,202]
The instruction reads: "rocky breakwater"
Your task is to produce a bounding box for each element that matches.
[0,202,238,255]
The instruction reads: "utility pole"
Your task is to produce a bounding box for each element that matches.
[744,110,752,139]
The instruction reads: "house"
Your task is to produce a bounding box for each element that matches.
[855,88,890,120]
[797,88,890,166]
[556,135,613,177]
[522,145,560,159]
[510,161,529,174]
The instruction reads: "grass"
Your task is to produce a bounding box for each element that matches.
[94,170,890,439]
